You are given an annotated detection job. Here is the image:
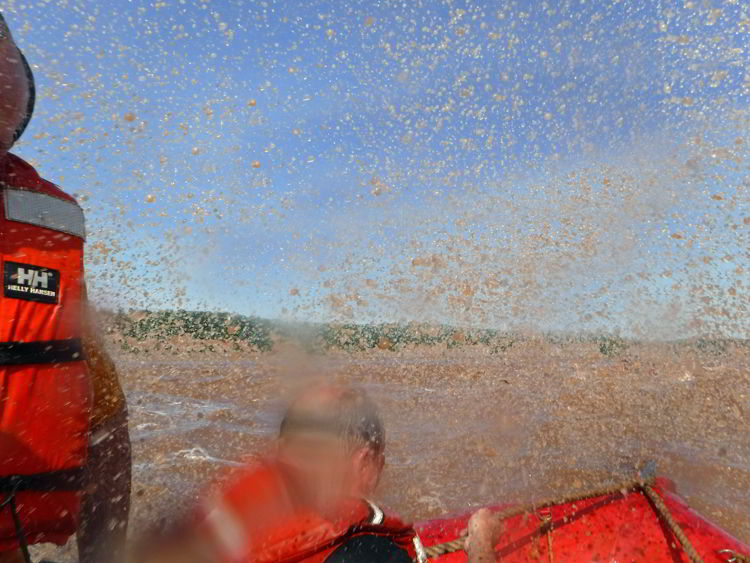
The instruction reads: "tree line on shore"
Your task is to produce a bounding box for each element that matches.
[104,309,746,357]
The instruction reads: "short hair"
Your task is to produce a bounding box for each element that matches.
[279,386,385,455]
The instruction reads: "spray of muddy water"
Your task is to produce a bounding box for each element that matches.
[6,1,748,559]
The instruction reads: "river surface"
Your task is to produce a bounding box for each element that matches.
[34,341,750,560]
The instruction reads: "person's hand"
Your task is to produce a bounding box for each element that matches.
[465,508,504,562]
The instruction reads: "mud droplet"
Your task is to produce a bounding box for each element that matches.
[377,337,392,350]
[145,194,155,203]
[123,112,136,122]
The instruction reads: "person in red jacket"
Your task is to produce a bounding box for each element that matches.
[0,13,130,563]
[141,384,427,563]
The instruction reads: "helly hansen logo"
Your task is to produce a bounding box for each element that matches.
[3,261,60,304]
[16,267,50,289]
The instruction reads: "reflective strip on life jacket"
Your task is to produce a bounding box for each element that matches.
[3,187,86,239]
[0,339,84,366]
[204,499,250,562]
[412,535,428,563]
[363,499,384,525]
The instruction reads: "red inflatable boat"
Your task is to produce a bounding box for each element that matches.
[415,477,749,562]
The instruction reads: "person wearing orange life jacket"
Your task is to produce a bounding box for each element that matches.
[141,385,428,563]
[0,13,131,563]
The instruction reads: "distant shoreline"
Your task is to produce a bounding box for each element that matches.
[97,309,748,358]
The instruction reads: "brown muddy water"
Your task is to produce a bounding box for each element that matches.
[34,341,750,560]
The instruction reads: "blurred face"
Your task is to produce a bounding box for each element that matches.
[0,24,28,153]
[276,430,383,516]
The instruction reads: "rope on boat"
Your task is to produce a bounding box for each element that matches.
[418,475,707,562]
[641,484,704,563]
[419,475,650,560]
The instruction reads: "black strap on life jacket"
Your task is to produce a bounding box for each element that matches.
[0,468,85,493]
[0,482,32,563]
[0,469,84,562]
[0,338,84,366]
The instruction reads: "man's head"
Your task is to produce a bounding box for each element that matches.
[0,13,35,153]
[276,384,386,514]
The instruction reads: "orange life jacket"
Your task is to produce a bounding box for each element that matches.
[0,153,91,551]
[198,459,426,563]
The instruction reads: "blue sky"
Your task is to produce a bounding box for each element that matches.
[6,0,749,337]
